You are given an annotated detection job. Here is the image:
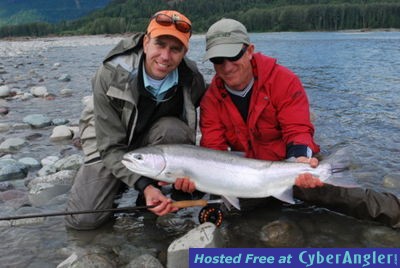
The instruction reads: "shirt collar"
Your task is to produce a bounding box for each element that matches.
[142,64,178,101]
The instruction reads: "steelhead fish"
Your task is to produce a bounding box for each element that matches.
[122,144,345,209]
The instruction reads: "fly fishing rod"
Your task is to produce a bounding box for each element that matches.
[0,199,223,221]
[0,205,154,221]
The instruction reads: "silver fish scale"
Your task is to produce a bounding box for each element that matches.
[123,144,334,204]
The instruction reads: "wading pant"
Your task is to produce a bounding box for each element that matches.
[64,117,195,230]
[293,184,400,228]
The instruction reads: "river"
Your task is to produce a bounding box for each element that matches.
[0,31,400,267]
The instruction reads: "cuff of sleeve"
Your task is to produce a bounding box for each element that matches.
[286,143,312,158]
[134,176,158,193]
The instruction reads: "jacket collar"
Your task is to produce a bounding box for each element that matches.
[104,33,144,63]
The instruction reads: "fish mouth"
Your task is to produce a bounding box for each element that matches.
[121,158,134,171]
[121,152,166,178]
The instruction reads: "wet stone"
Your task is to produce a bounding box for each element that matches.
[0,181,14,191]
[30,86,48,97]
[0,137,28,153]
[259,219,305,247]
[383,173,400,189]
[0,158,28,181]
[23,114,52,128]
[167,222,224,268]
[126,254,163,268]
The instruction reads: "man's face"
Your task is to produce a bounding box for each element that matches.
[213,45,254,91]
[143,35,186,80]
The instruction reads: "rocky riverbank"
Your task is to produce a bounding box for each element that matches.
[2,32,400,267]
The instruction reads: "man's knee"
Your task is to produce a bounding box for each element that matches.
[146,117,195,145]
[64,212,113,230]
[64,163,120,230]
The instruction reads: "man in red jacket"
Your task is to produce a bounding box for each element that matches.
[200,19,400,228]
[200,18,320,166]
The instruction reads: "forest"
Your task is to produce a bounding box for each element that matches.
[0,0,399,38]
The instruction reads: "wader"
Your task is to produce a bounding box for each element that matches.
[65,117,195,230]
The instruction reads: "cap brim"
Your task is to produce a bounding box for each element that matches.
[203,43,242,62]
[150,28,189,50]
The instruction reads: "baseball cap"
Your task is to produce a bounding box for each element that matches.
[204,18,250,61]
[147,10,192,50]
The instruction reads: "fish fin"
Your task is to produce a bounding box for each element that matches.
[222,196,241,210]
[321,146,359,188]
[273,188,295,204]
[322,146,351,173]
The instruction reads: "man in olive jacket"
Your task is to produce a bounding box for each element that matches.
[294,173,400,228]
[65,10,206,230]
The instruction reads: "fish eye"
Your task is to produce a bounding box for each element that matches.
[134,154,143,160]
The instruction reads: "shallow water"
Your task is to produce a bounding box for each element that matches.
[1,32,400,267]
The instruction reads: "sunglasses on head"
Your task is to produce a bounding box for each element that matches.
[151,13,192,35]
[210,45,248,65]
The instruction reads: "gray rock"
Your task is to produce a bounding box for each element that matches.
[52,118,70,126]
[112,244,158,265]
[383,173,400,189]
[37,164,57,177]
[0,106,9,115]
[23,114,52,128]
[28,169,76,189]
[29,182,73,207]
[0,123,11,132]
[41,155,60,166]
[0,137,27,152]
[259,219,304,247]
[0,188,30,210]
[156,212,196,233]
[0,85,11,98]
[20,92,34,101]
[362,226,400,247]
[18,157,41,169]
[0,181,15,191]
[50,125,73,141]
[0,158,28,181]
[54,154,83,171]
[30,86,48,97]
[12,122,31,129]
[0,189,26,202]
[167,222,224,268]
[126,254,163,268]
[28,170,76,206]
[0,66,6,74]
[60,88,73,97]
[58,74,71,82]
[57,251,116,268]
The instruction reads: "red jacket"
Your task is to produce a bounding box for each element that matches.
[200,53,320,161]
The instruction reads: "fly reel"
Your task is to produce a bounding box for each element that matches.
[198,205,224,227]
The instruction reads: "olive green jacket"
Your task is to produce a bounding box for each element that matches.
[79,33,206,187]
[294,184,400,228]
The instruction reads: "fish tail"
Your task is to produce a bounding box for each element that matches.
[321,146,357,187]
[324,147,351,171]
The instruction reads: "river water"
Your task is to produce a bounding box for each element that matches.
[0,31,400,267]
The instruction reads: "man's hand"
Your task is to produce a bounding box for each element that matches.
[296,156,319,168]
[295,173,324,188]
[174,177,196,193]
[157,177,196,193]
[143,185,178,216]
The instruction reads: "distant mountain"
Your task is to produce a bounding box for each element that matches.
[1,0,399,38]
[0,0,112,26]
